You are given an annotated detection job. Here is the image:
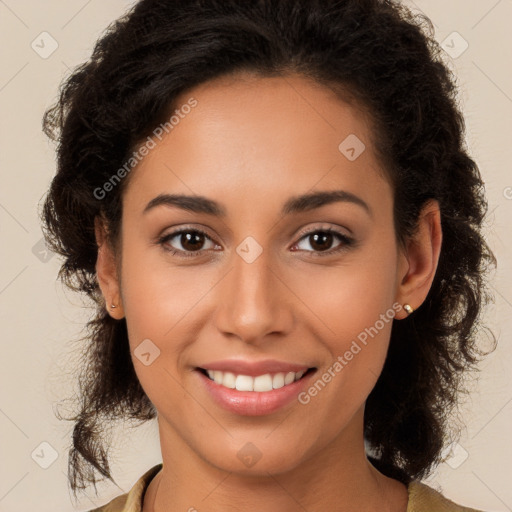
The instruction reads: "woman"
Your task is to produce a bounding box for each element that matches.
[40,0,496,511]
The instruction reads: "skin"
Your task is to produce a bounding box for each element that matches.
[95,72,442,512]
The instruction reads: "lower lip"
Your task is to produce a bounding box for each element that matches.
[195,369,316,416]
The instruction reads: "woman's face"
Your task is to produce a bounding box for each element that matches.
[106,73,416,474]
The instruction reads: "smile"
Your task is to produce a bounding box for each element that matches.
[198,368,314,392]
[195,366,318,415]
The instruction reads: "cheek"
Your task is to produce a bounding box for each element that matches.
[292,244,398,348]
[119,233,211,343]
[296,269,397,437]
[290,243,398,410]
[118,247,203,415]
[118,239,222,409]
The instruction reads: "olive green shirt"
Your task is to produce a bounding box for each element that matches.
[89,463,484,511]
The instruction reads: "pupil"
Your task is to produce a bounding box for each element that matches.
[311,232,332,251]
[182,232,203,251]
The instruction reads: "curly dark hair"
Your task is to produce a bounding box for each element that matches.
[40,0,497,497]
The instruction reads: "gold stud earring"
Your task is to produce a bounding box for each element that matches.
[403,304,414,315]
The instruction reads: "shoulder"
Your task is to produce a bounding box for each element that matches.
[407,480,485,512]
[88,494,128,512]
[88,468,485,512]
[87,464,163,512]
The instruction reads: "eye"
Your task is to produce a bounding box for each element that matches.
[157,225,355,259]
[292,227,354,257]
[158,227,219,258]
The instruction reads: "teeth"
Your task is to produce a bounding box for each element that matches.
[284,371,295,385]
[236,374,255,391]
[222,371,236,389]
[205,369,307,392]
[272,372,284,389]
[254,374,274,391]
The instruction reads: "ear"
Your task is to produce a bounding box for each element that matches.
[94,215,124,319]
[394,199,442,320]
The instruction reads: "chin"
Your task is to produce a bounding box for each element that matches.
[197,436,308,477]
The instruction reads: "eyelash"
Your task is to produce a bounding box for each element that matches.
[157,226,355,259]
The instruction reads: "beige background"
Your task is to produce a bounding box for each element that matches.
[0,1,511,510]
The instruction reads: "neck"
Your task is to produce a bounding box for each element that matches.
[143,407,408,512]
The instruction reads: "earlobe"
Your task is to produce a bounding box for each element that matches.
[94,215,124,319]
[395,199,442,320]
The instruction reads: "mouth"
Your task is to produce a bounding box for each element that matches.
[195,367,317,392]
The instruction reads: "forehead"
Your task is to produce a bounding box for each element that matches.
[123,72,389,215]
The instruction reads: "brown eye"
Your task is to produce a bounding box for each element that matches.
[293,228,354,257]
[179,231,206,251]
[159,228,218,257]
[307,231,335,252]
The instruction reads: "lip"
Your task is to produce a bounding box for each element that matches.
[195,366,317,416]
[196,359,311,376]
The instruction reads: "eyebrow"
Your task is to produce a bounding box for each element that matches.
[143,190,372,218]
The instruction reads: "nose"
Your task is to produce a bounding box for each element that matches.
[213,242,294,345]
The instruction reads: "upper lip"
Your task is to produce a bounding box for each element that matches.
[197,359,314,377]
